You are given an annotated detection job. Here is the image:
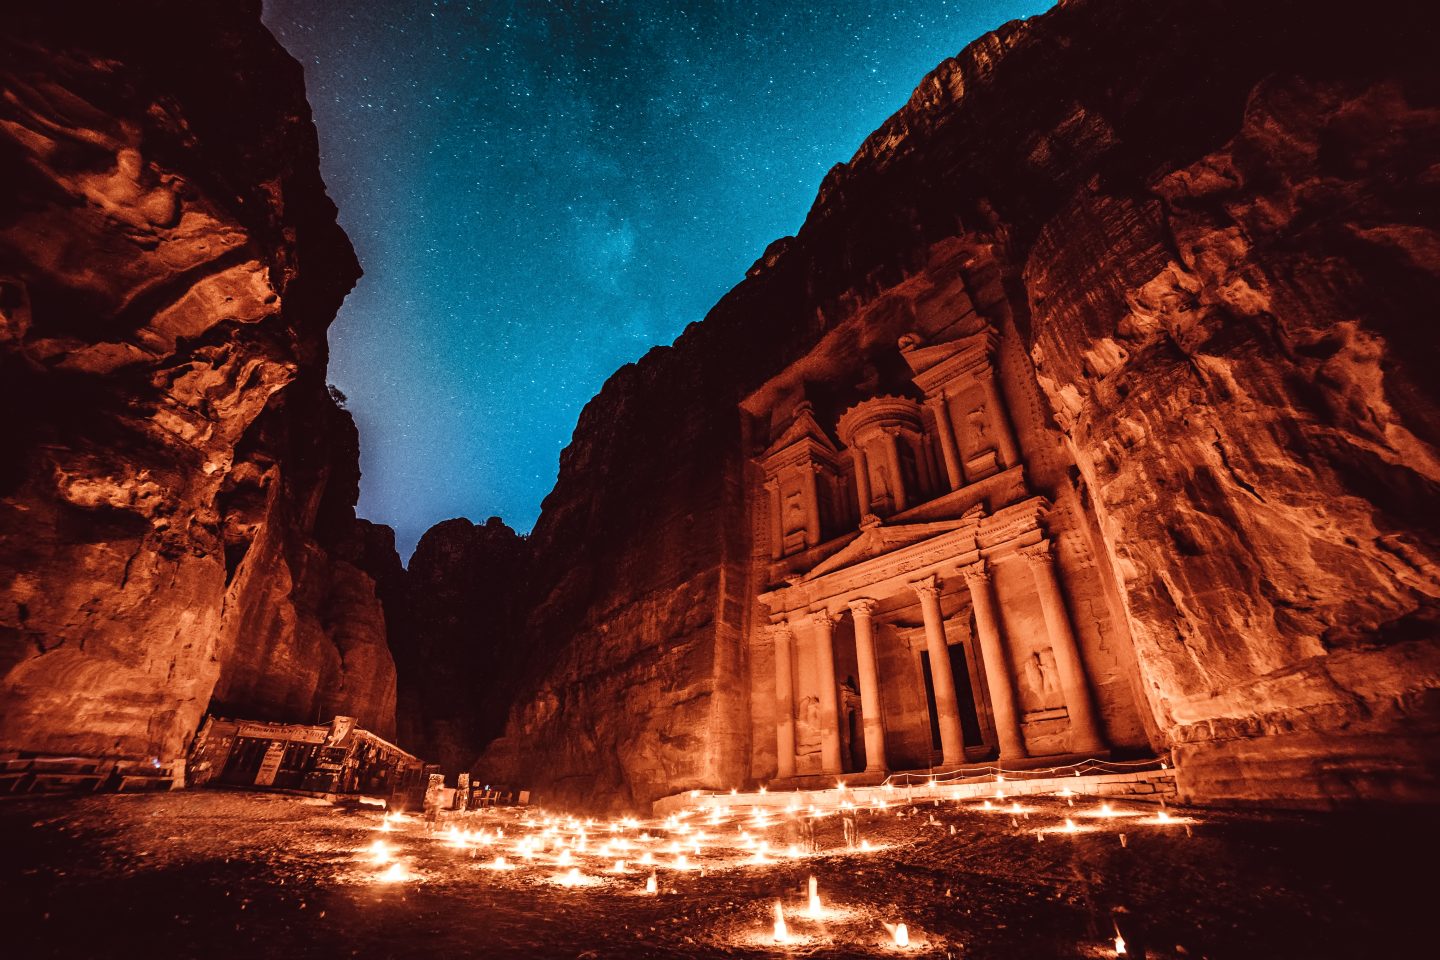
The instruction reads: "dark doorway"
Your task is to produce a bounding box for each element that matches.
[847,706,866,771]
[921,644,985,751]
[219,736,268,785]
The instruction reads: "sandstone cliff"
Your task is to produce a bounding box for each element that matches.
[392,516,530,773]
[0,1,397,761]
[480,0,1440,809]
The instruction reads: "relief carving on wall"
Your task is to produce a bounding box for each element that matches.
[794,695,821,757]
[1022,646,1063,709]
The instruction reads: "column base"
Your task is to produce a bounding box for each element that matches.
[768,770,889,791]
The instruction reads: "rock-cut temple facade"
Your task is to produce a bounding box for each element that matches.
[743,296,1151,784]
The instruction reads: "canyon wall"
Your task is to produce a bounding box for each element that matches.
[0,1,397,762]
[393,517,530,773]
[480,0,1439,809]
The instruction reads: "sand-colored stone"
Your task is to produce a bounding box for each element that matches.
[479,0,1439,809]
[0,3,396,760]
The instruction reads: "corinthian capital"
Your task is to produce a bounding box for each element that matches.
[960,560,991,586]
[810,610,841,629]
[909,575,940,602]
[847,597,878,619]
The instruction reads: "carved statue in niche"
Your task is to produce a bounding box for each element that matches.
[874,460,891,501]
[967,405,990,443]
[1023,647,1062,706]
[786,493,803,522]
[794,695,821,757]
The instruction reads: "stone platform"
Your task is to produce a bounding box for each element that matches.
[653,759,1176,817]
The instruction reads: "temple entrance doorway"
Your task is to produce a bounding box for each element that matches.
[842,678,865,772]
[920,643,987,761]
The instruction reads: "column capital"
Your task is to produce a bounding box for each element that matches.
[960,560,991,586]
[810,610,841,628]
[1018,541,1054,568]
[763,476,779,490]
[909,574,940,602]
[847,597,878,618]
[924,392,949,410]
[766,621,794,641]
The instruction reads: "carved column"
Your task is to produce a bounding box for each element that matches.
[810,611,844,775]
[978,368,1020,468]
[911,576,965,766]
[927,395,965,491]
[883,429,908,512]
[802,464,823,548]
[771,622,797,779]
[765,479,783,560]
[852,446,873,519]
[1020,542,1106,754]
[960,561,1027,760]
[847,598,888,774]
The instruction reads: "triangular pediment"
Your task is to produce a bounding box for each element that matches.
[899,328,995,380]
[799,516,973,581]
[762,403,836,460]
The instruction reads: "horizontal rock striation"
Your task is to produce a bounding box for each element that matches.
[0,0,397,762]
[480,0,1440,809]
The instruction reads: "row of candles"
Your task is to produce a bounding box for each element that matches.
[362,782,1194,953]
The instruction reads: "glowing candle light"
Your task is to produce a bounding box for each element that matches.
[376,862,409,883]
[787,844,800,858]
[640,851,654,865]
[675,854,689,870]
[613,859,626,873]
[894,923,910,948]
[489,855,510,870]
[1115,933,1127,956]
[369,839,391,865]
[645,872,658,894]
[773,901,790,944]
[1064,819,1078,833]
[806,875,823,916]
[860,839,873,852]
[982,800,993,811]
[1157,810,1172,823]
[557,848,573,866]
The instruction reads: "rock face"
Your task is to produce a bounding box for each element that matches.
[392,517,529,773]
[0,1,397,762]
[480,0,1440,810]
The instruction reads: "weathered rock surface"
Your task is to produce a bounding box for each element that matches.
[0,1,397,761]
[480,0,1440,809]
[392,517,529,773]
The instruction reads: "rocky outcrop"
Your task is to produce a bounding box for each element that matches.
[0,1,397,761]
[480,0,1440,809]
[392,517,529,773]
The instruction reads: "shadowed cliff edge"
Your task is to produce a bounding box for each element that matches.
[0,1,397,756]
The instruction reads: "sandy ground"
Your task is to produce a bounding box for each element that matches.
[0,788,1427,959]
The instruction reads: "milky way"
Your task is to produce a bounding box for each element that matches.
[262,0,1051,560]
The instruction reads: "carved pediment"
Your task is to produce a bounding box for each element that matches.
[799,515,977,581]
[761,402,837,464]
[899,327,998,395]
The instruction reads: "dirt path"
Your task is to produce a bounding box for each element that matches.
[0,790,1425,958]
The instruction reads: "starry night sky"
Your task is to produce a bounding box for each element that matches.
[261,0,1051,561]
